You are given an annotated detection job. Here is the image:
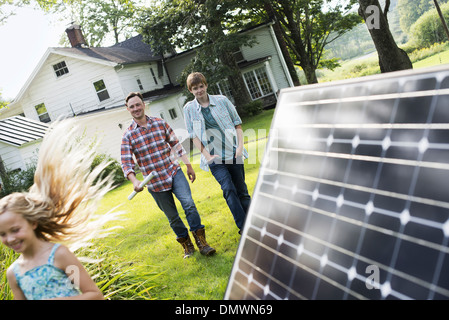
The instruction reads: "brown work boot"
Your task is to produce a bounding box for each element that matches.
[176,235,195,259]
[191,228,216,256]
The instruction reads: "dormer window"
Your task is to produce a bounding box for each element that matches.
[53,61,69,77]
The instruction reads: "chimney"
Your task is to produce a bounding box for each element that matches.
[65,23,87,48]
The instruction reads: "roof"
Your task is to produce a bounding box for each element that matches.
[0,116,49,147]
[53,34,161,65]
[11,35,161,104]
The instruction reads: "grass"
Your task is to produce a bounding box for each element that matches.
[319,42,449,83]
[0,108,274,300]
[94,135,268,300]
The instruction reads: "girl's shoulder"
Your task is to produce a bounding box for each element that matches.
[6,261,18,280]
[52,244,78,269]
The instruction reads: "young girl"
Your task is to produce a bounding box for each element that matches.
[0,120,116,300]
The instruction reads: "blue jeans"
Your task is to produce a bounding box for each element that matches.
[148,169,204,239]
[209,160,251,230]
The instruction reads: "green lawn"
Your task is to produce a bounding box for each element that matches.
[413,49,449,69]
[319,43,449,83]
[92,109,273,300]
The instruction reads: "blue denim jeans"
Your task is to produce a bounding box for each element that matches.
[209,160,251,230]
[148,169,204,239]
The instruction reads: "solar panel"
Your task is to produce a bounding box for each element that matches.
[225,65,449,300]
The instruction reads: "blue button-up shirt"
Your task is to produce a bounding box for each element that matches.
[183,94,248,171]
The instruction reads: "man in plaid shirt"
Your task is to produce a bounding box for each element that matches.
[121,92,215,258]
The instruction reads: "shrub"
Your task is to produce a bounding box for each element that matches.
[238,100,263,118]
[90,154,125,187]
[0,153,124,198]
[410,3,449,48]
[0,162,37,197]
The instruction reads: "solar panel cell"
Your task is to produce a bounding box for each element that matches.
[225,66,449,300]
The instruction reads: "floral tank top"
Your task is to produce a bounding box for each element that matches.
[12,243,80,300]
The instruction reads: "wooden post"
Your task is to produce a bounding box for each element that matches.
[434,0,449,42]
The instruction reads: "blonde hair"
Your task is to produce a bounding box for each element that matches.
[186,72,207,91]
[0,120,118,245]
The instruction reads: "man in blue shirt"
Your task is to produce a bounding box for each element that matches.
[183,72,251,234]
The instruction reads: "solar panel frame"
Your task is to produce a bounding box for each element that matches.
[225,65,449,300]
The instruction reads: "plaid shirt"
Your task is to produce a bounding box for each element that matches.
[121,115,186,192]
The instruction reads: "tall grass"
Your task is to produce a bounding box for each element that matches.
[0,248,18,300]
[0,108,275,300]
[0,238,161,300]
[319,42,449,83]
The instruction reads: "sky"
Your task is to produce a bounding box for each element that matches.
[0,6,69,101]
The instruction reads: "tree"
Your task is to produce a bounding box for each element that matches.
[261,1,301,86]
[410,1,449,47]
[358,0,412,73]
[140,0,254,110]
[0,91,8,109]
[247,0,362,84]
[397,0,448,34]
[49,0,142,46]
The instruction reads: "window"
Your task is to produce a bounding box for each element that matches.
[53,61,69,77]
[34,103,51,123]
[136,78,144,90]
[212,79,235,104]
[168,108,177,120]
[93,79,110,102]
[243,67,273,100]
[150,68,158,85]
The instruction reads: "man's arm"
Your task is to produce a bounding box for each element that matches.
[179,153,196,183]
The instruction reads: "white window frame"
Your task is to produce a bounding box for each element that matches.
[168,108,178,120]
[34,102,51,123]
[243,66,274,100]
[92,79,110,102]
[53,60,69,78]
[136,77,144,91]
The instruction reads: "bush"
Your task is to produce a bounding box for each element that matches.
[0,153,124,198]
[238,100,263,118]
[0,162,37,197]
[410,3,449,48]
[90,154,125,187]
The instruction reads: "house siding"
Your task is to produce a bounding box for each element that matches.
[21,54,125,122]
[0,142,39,172]
[71,91,187,162]
[240,25,291,91]
[117,62,170,95]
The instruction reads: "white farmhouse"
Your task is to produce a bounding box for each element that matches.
[0,21,294,173]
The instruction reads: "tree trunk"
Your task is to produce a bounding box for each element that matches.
[434,0,449,42]
[208,16,253,109]
[264,3,301,86]
[219,49,253,107]
[280,0,318,84]
[358,0,412,73]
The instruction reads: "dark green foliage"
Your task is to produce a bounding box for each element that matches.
[90,153,125,187]
[238,100,263,118]
[0,162,37,197]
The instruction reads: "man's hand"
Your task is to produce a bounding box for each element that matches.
[128,172,144,193]
[186,164,196,183]
[235,146,243,159]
